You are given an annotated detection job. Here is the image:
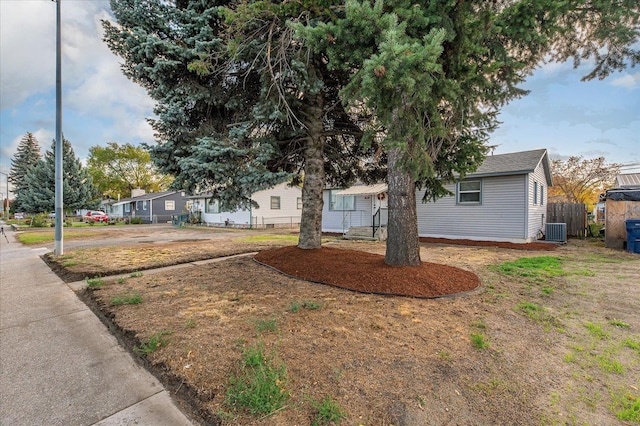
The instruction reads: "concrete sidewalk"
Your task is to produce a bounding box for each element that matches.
[0,223,195,426]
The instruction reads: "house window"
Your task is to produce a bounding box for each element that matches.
[457,180,481,204]
[124,204,130,213]
[534,181,538,204]
[540,185,544,205]
[136,200,148,211]
[271,196,281,210]
[297,197,302,210]
[165,200,175,210]
[330,190,355,211]
[205,199,220,214]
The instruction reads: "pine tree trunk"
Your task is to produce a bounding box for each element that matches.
[298,97,325,250]
[385,147,421,266]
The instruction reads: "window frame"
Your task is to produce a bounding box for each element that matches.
[270,196,281,210]
[124,203,130,213]
[456,180,482,205]
[205,199,220,214]
[296,197,302,210]
[534,181,538,205]
[329,190,356,211]
[164,200,175,210]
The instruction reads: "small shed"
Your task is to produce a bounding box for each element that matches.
[605,188,640,249]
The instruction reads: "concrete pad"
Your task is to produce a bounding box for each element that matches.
[0,309,163,425]
[94,391,193,426]
[0,224,194,426]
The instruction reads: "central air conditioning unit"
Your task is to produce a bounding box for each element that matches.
[546,223,567,243]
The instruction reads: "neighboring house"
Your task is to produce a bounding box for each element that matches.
[605,173,640,250]
[322,149,553,243]
[109,190,190,224]
[322,183,388,238]
[614,172,640,189]
[189,182,302,228]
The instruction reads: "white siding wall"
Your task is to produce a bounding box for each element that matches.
[417,175,528,242]
[527,163,549,240]
[251,182,302,226]
[199,203,251,226]
[197,182,301,227]
[322,190,374,233]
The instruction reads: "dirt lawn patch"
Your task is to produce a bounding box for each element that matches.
[46,230,639,425]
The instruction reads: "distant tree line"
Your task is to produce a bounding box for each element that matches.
[8,133,172,214]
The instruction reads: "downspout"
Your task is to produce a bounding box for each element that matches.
[149,198,153,224]
[524,174,530,240]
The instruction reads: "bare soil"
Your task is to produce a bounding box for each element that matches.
[39,227,640,425]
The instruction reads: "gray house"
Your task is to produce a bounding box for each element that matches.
[322,149,553,243]
[110,190,190,224]
[417,149,552,243]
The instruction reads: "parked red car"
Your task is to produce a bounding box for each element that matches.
[84,210,109,222]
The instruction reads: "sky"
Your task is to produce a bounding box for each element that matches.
[1,1,639,199]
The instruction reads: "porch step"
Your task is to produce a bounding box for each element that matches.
[343,226,387,241]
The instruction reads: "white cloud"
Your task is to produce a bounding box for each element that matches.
[611,73,640,90]
[0,1,56,109]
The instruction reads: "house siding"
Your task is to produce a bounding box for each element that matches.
[417,175,528,242]
[197,182,301,228]
[251,183,302,227]
[322,190,374,233]
[527,162,549,240]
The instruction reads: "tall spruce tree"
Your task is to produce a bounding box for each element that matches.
[21,138,99,213]
[302,0,639,265]
[104,0,384,249]
[9,132,42,212]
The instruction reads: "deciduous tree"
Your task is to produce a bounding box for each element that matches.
[87,142,173,199]
[549,156,621,210]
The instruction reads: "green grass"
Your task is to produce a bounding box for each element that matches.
[611,393,640,422]
[237,234,300,243]
[494,256,564,280]
[62,260,78,267]
[85,277,105,288]
[16,233,55,244]
[514,302,562,331]
[311,396,347,425]
[596,353,624,374]
[129,271,144,278]
[622,337,640,354]
[111,292,143,306]
[609,319,630,328]
[584,322,609,340]
[225,342,289,414]
[289,300,322,312]
[470,333,489,350]
[134,331,170,355]
[255,318,278,333]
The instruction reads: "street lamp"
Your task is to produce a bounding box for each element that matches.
[0,171,8,219]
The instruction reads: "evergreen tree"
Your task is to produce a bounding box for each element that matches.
[21,138,99,213]
[104,0,385,249]
[302,0,639,265]
[9,132,42,212]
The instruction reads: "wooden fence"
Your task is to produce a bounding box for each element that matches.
[546,203,588,237]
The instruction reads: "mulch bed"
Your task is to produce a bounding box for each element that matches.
[254,245,481,298]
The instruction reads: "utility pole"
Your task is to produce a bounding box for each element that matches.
[54,0,63,255]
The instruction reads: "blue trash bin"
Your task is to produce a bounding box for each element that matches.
[625,219,640,254]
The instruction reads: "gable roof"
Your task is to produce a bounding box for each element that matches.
[111,191,180,206]
[615,172,640,189]
[467,149,552,185]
